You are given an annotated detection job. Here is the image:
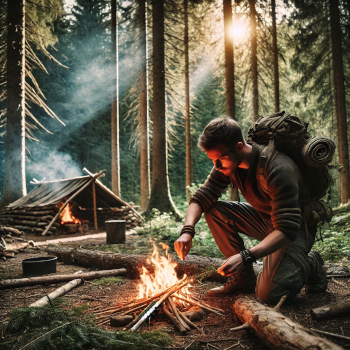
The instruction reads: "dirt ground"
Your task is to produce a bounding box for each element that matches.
[1,233,350,350]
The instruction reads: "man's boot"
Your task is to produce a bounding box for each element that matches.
[305,251,328,294]
[208,265,256,296]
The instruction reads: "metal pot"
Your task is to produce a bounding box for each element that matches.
[22,256,57,276]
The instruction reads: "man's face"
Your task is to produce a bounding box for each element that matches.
[205,143,243,176]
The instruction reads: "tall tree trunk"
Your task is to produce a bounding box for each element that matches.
[2,0,27,207]
[271,0,280,113]
[184,0,192,200]
[223,0,239,202]
[329,0,350,203]
[139,0,150,210]
[223,0,235,119]
[111,0,120,196]
[146,0,180,218]
[248,0,259,121]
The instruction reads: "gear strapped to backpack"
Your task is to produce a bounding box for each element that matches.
[247,111,336,227]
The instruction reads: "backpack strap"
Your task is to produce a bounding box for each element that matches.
[258,138,278,194]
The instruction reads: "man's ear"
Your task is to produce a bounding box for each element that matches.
[236,142,244,153]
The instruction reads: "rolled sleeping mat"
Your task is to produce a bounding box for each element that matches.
[301,137,336,167]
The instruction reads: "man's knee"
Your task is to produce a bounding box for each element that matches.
[204,201,227,221]
[256,278,297,305]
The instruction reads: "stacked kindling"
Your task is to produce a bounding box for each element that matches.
[0,205,60,236]
[111,206,141,230]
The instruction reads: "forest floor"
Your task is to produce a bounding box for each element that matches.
[1,232,350,350]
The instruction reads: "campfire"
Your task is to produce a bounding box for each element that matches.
[94,243,225,333]
[60,203,81,225]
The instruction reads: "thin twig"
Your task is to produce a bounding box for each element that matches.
[172,295,225,316]
[274,295,287,311]
[310,328,350,341]
[230,323,251,331]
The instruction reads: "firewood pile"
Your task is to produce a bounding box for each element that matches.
[0,205,61,236]
[0,226,35,260]
[79,205,142,230]
[0,202,142,237]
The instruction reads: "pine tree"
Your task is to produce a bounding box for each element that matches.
[329,0,350,203]
[111,0,121,196]
[248,0,259,120]
[139,0,150,210]
[271,0,280,112]
[146,0,181,218]
[287,0,350,203]
[2,0,26,205]
[0,0,64,206]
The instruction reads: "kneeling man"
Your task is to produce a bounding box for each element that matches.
[174,116,327,305]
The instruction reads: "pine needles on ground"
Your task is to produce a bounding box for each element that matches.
[1,305,172,350]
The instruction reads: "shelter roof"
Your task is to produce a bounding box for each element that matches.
[7,175,125,209]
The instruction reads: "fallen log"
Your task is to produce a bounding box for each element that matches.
[29,270,83,307]
[234,297,343,350]
[311,300,350,321]
[0,226,23,236]
[0,268,127,290]
[9,219,38,227]
[45,246,234,280]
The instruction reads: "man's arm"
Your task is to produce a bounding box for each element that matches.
[174,202,203,260]
[217,229,292,277]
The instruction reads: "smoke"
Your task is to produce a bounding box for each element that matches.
[26,145,82,182]
[190,54,216,93]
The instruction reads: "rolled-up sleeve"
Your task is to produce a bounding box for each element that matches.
[266,159,302,240]
[189,167,232,212]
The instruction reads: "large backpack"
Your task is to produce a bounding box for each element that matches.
[247,111,335,226]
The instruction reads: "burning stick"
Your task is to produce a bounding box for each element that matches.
[162,303,187,335]
[168,297,191,331]
[173,295,225,316]
[129,279,191,332]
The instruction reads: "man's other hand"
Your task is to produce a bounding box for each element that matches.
[217,253,245,277]
[174,234,192,261]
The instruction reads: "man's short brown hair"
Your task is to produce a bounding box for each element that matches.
[198,116,245,151]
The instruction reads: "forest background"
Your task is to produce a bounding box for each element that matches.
[0,0,349,230]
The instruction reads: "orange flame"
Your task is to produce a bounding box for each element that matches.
[60,204,81,225]
[138,243,190,300]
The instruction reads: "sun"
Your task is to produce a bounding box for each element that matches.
[231,18,247,44]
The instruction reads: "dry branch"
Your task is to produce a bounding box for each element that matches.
[29,270,83,307]
[168,297,190,331]
[234,297,343,350]
[173,295,224,316]
[162,303,187,335]
[0,268,126,290]
[311,300,350,321]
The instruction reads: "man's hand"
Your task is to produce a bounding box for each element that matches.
[174,234,192,261]
[217,253,245,277]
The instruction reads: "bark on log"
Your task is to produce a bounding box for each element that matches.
[0,210,57,216]
[9,219,38,227]
[29,270,83,307]
[45,246,234,280]
[234,297,343,350]
[0,268,127,289]
[311,300,350,321]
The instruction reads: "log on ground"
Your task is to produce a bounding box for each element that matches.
[45,246,233,280]
[0,268,127,289]
[30,270,83,307]
[311,300,350,321]
[234,297,343,350]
